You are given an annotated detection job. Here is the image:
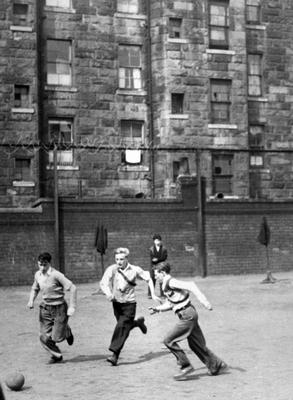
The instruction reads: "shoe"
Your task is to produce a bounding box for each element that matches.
[209,361,228,376]
[48,355,63,364]
[173,365,194,380]
[40,335,62,359]
[106,353,118,366]
[66,332,74,346]
[136,317,147,334]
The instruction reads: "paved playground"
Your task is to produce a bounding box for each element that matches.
[0,271,292,400]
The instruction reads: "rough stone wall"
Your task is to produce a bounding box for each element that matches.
[0,0,39,207]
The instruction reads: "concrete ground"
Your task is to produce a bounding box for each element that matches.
[0,271,293,400]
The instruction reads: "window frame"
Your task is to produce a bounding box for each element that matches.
[14,157,32,181]
[246,2,261,25]
[248,53,262,97]
[118,45,142,90]
[12,2,29,26]
[171,93,184,114]
[45,0,72,8]
[117,0,139,14]
[210,79,232,123]
[169,17,182,39]
[46,39,72,86]
[212,153,233,195]
[48,118,74,166]
[14,84,30,108]
[208,0,230,50]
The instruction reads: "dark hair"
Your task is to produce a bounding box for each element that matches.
[152,233,162,241]
[155,261,171,274]
[38,252,52,263]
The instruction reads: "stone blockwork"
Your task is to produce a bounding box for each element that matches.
[1,0,293,205]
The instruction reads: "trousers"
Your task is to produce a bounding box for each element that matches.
[163,304,223,373]
[39,302,71,343]
[109,301,138,356]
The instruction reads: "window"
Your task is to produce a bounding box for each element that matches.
[210,79,231,123]
[173,157,190,181]
[212,153,233,195]
[117,0,139,13]
[246,0,261,24]
[250,153,263,168]
[12,3,28,26]
[14,85,30,108]
[118,45,142,89]
[14,158,31,181]
[121,120,144,140]
[171,93,184,114]
[209,1,229,49]
[248,54,262,97]
[249,125,264,149]
[48,119,73,165]
[122,150,142,164]
[46,0,71,7]
[47,40,72,86]
[169,18,182,39]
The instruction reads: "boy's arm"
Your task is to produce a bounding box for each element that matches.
[169,278,212,310]
[137,268,161,303]
[67,283,77,316]
[149,300,173,314]
[27,286,39,308]
[99,266,114,301]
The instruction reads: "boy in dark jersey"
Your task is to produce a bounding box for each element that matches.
[149,262,227,380]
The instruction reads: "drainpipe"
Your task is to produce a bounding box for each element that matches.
[53,146,61,271]
[196,149,207,277]
[146,0,155,198]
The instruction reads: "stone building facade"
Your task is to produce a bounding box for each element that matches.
[1,0,293,207]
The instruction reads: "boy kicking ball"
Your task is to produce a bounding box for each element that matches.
[149,262,228,380]
[27,252,77,363]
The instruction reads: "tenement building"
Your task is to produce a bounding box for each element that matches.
[1,0,293,207]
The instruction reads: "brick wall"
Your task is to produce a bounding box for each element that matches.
[1,185,293,286]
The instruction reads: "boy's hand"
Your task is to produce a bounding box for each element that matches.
[148,306,159,315]
[27,301,34,309]
[106,294,114,302]
[67,307,75,316]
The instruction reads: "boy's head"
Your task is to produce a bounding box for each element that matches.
[37,252,52,274]
[114,247,129,269]
[154,261,171,280]
[152,233,162,247]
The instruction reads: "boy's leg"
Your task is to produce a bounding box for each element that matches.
[187,316,226,375]
[163,319,193,369]
[39,304,62,360]
[51,303,70,343]
[108,302,136,363]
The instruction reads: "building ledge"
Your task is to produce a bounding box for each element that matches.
[11,107,34,114]
[44,6,76,13]
[169,114,189,120]
[114,12,146,20]
[45,86,78,92]
[46,165,79,171]
[206,49,235,55]
[246,24,266,30]
[116,89,147,96]
[119,165,149,172]
[10,26,33,32]
[248,97,268,102]
[167,38,188,44]
[12,181,35,187]
[208,124,238,129]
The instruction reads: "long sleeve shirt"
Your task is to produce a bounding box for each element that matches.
[31,267,75,307]
[100,263,150,303]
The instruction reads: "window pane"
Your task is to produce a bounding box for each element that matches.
[210,5,228,26]
[117,0,138,13]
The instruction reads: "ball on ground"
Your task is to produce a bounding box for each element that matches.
[5,373,25,391]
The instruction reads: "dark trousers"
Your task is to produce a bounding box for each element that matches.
[163,304,223,373]
[109,301,138,356]
[148,268,164,297]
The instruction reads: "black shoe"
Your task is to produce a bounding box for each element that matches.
[40,336,62,359]
[136,317,147,334]
[209,361,228,376]
[66,332,74,346]
[48,355,63,364]
[106,353,118,366]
